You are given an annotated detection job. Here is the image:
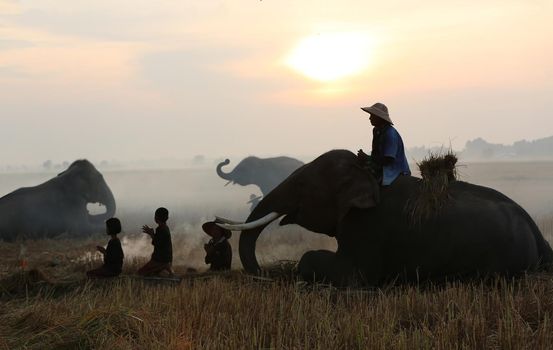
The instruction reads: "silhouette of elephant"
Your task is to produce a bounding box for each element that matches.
[0,160,116,241]
[216,156,304,196]
[217,150,553,286]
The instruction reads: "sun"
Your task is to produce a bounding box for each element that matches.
[286,32,375,82]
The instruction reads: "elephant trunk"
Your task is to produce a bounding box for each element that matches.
[216,159,232,181]
[238,202,283,274]
[89,185,116,224]
[239,226,265,274]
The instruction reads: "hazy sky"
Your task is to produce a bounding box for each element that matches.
[1,0,552,165]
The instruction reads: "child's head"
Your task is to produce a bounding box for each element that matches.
[154,207,169,224]
[106,217,122,236]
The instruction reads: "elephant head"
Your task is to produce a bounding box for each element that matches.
[216,157,259,187]
[216,156,305,196]
[57,160,116,224]
[218,150,380,274]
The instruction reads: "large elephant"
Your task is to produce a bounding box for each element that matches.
[0,160,116,241]
[216,156,304,196]
[218,150,553,286]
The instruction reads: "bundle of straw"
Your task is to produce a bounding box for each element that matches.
[406,150,459,225]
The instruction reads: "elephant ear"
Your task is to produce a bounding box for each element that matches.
[58,166,88,199]
[336,165,380,221]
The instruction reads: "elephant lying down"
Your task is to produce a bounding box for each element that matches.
[217,150,553,286]
[0,160,116,241]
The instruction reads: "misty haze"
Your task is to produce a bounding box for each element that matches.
[2,0,553,348]
[2,156,552,270]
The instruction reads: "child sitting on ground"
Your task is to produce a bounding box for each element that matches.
[86,217,124,278]
[202,221,232,271]
[138,207,174,276]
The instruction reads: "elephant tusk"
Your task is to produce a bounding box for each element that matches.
[214,216,244,225]
[216,212,281,231]
[224,180,232,187]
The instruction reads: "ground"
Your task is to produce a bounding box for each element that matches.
[1,215,553,349]
[2,163,553,349]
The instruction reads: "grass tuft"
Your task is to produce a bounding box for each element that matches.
[407,149,459,225]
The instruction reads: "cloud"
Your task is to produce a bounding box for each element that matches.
[7,1,227,42]
[0,0,21,15]
[0,0,552,166]
[0,39,34,50]
[0,42,140,81]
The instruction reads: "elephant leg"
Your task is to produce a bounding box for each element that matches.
[298,250,357,287]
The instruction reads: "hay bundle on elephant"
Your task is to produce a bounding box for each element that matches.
[216,149,553,287]
[406,151,459,224]
[0,160,116,241]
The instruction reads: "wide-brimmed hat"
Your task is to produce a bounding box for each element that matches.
[202,221,232,239]
[361,102,393,125]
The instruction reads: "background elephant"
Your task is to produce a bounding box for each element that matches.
[219,150,553,286]
[216,156,304,197]
[0,159,116,241]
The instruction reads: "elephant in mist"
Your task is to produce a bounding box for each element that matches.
[217,150,553,286]
[216,156,304,196]
[0,160,116,241]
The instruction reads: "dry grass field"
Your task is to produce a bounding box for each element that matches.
[1,162,553,349]
[0,215,552,349]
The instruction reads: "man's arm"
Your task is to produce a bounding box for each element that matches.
[96,246,106,254]
[142,225,155,245]
[357,149,370,162]
[204,242,214,261]
[102,241,113,264]
[381,128,399,164]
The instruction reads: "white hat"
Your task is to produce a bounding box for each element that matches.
[361,102,393,125]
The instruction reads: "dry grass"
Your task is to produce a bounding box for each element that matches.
[0,214,552,349]
[3,267,553,349]
[418,150,459,183]
[406,150,459,225]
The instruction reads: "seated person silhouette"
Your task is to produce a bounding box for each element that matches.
[138,207,174,276]
[86,217,124,278]
[202,221,232,271]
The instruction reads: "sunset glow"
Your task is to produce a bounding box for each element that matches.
[0,1,551,164]
[286,32,374,82]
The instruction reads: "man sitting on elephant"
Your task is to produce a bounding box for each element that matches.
[357,102,411,186]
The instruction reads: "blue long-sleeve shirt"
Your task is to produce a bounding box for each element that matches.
[371,125,411,185]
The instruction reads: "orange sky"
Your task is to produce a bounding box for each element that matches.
[0,0,552,164]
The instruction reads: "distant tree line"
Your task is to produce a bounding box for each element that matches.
[408,135,553,162]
